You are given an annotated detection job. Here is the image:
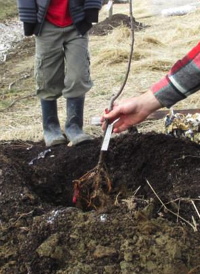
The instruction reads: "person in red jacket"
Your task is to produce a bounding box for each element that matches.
[17,0,102,146]
[102,42,200,133]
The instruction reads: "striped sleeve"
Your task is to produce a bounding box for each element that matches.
[17,0,37,23]
[84,0,102,10]
[151,42,200,108]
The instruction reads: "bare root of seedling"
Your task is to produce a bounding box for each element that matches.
[72,0,135,210]
[73,163,112,209]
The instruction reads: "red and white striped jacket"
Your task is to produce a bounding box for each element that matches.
[151,42,200,108]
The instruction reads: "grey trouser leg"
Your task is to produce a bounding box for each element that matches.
[35,21,93,100]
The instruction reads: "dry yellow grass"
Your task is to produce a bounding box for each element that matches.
[0,0,200,141]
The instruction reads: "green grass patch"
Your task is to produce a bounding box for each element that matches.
[0,99,12,110]
[0,0,18,21]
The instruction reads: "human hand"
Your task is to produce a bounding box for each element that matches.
[101,90,162,133]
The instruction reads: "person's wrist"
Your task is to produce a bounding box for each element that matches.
[140,90,162,115]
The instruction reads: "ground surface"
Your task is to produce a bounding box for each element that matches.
[1,132,200,274]
[1,11,200,274]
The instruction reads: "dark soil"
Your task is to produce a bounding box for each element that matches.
[1,132,200,274]
[90,14,148,36]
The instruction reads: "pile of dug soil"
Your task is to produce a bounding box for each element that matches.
[90,14,147,36]
[1,132,200,273]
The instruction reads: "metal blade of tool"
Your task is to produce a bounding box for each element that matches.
[100,0,135,153]
[101,123,114,151]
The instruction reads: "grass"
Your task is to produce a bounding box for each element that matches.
[0,0,18,21]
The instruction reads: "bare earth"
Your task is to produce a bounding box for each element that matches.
[0,13,200,274]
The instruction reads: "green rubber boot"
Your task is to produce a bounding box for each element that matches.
[41,99,66,147]
[65,96,93,146]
